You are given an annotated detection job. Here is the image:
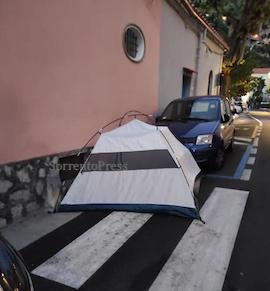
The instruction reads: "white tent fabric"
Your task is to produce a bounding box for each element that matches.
[60,119,201,219]
[159,126,200,192]
[92,119,170,154]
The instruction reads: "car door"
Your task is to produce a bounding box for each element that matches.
[220,100,234,148]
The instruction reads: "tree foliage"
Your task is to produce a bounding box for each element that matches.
[193,0,270,64]
[249,77,266,107]
[193,0,270,97]
[230,49,270,96]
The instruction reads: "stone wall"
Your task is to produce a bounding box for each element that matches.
[0,147,91,228]
[0,155,61,228]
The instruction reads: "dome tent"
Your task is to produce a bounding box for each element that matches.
[59,119,201,219]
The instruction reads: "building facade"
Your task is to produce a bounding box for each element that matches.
[0,0,227,225]
[158,0,227,112]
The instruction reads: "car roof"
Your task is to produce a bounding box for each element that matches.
[171,96,221,103]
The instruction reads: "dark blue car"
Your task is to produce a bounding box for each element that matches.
[157,96,235,169]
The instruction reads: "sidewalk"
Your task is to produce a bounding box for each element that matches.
[1,209,80,250]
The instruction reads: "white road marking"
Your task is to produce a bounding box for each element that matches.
[251,148,258,154]
[251,127,258,138]
[32,212,151,289]
[235,127,250,131]
[149,188,249,291]
[233,141,249,146]
[248,114,263,127]
[234,137,252,143]
[247,157,255,165]
[253,137,259,147]
[241,169,252,181]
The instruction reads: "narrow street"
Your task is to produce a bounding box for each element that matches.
[223,111,270,291]
[2,111,269,291]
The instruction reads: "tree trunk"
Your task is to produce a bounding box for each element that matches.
[221,67,232,99]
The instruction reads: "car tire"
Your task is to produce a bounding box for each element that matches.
[212,147,225,170]
[193,173,202,197]
[227,139,233,152]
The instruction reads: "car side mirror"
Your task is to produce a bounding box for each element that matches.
[222,114,230,123]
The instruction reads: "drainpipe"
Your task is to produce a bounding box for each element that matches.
[194,29,206,95]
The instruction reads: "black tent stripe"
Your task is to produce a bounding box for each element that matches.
[82,149,178,172]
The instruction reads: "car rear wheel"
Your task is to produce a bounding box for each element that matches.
[193,173,202,197]
[227,130,235,152]
[227,139,233,152]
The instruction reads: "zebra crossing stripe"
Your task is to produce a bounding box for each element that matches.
[149,187,249,291]
[32,211,151,289]
[241,169,252,181]
[247,157,255,165]
[253,137,259,147]
[251,148,257,154]
[233,141,249,146]
[234,137,252,143]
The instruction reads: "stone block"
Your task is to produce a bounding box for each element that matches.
[36,180,45,195]
[27,164,34,171]
[0,218,7,228]
[4,166,12,177]
[26,201,40,213]
[0,180,13,193]
[10,190,31,201]
[11,204,23,218]
[39,168,46,178]
[17,168,31,183]
[51,157,59,165]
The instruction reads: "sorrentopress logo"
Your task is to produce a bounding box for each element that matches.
[46,161,128,171]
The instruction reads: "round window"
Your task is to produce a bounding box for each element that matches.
[123,25,145,63]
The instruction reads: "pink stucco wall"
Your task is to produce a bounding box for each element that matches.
[0,0,161,164]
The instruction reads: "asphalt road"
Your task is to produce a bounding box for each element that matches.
[223,110,270,291]
[15,111,270,291]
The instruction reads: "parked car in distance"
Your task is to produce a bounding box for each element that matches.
[260,100,270,109]
[230,102,242,114]
[0,234,34,291]
[156,96,235,169]
[234,99,247,111]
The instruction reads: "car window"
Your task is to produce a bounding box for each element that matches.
[189,101,218,120]
[160,99,219,121]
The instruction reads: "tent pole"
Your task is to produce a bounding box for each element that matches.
[77,111,153,157]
